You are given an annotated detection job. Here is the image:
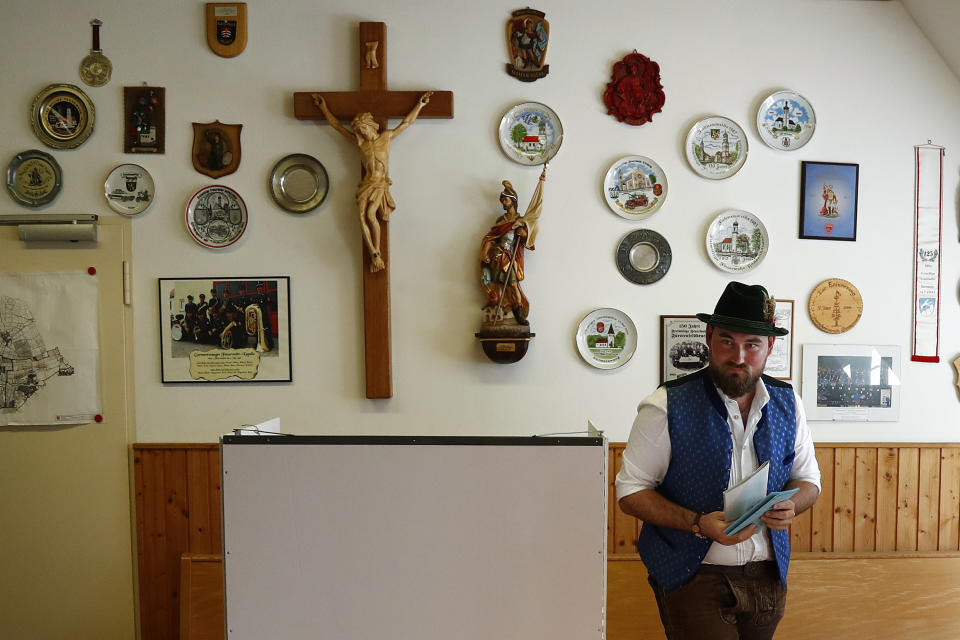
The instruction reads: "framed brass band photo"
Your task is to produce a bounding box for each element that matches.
[159,277,291,383]
[801,344,901,421]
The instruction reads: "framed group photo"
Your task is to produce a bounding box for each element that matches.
[159,277,291,383]
[801,344,901,421]
[799,161,859,241]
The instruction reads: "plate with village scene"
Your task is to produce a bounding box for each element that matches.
[603,155,668,220]
[185,185,248,249]
[705,209,769,273]
[756,90,816,151]
[684,116,748,180]
[498,101,563,165]
[104,163,154,216]
[575,308,638,370]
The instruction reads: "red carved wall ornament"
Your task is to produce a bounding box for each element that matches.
[603,51,665,126]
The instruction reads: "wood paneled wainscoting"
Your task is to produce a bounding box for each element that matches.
[134,443,960,640]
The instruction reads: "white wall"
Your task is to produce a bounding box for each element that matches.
[1,0,958,443]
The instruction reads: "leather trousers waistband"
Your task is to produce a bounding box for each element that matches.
[697,561,778,578]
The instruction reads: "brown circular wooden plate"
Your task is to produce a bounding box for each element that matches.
[808,278,863,333]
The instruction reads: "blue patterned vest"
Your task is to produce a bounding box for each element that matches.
[636,368,797,592]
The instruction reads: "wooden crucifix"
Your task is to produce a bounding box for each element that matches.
[294,22,453,399]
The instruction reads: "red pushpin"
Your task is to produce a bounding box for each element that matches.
[88,267,97,275]
[94,414,103,423]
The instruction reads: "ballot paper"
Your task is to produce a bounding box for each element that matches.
[723,461,770,522]
[723,488,800,536]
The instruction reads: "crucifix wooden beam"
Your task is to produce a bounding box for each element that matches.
[293,22,453,399]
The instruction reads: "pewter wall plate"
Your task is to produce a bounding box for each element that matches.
[705,209,768,273]
[30,84,95,149]
[5,149,63,207]
[757,90,815,151]
[603,155,668,220]
[575,308,638,370]
[185,185,248,249]
[684,115,747,179]
[616,229,671,284]
[268,154,328,213]
[498,101,563,165]
[104,163,154,216]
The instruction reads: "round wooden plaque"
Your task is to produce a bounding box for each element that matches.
[808,278,863,333]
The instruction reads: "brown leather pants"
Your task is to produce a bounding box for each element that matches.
[648,561,786,640]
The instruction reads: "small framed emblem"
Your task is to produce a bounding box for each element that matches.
[30,84,95,150]
[505,8,549,82]
[799,161,859,241]
[124,86,165,154]
[206,3,247,58]
[5,149,63,207]
[192,121,242,178]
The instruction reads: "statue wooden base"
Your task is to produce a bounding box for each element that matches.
[476,321,534,364]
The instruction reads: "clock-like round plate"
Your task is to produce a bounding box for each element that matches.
[268,153,329,213]
[756,90,816,151]
[684,115,748,179]
[185,185,248,249]
[575,308,638,370]
[808,278,863,333]
[603,155,668,220]
[30,84,96,149]
[498,102,563,165]
[616,229,671,284]
[104,164,154,216]
[705,209,768,273]
[5,149,63,207]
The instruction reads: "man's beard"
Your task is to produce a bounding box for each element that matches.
[708,360,764,398]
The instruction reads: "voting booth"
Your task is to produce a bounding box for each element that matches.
[221,435,607,639]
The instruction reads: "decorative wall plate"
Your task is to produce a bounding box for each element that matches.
[575,308,637,370]
[498,102,563,165]
[616,229,671,284]
[705,209,768,273]
[185,185,248,249]
[30,84,96,149]
[505,8,549,82]
[268,154,328,213]
[78,19,112,87]
[104,164,154,216]
[5,149,63,207]
[603,155,667,220]
[756,90,816,151]
[684,116,747,179]
[808,278,863,334]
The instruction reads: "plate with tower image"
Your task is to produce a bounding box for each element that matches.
[575,307,637,370]
[756,90,816,151]
[498,102,563,165]
[684,115,748,180]
[705,209,768,273]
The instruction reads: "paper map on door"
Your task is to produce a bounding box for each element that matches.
[0,272,100,425]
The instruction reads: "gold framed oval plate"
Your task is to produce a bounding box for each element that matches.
[268,154,329,213]
[31,84,96,149]
[808,278,863,334]
[5,149,63,207]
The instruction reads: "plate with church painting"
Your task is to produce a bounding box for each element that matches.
[498,101,563,165]
[575,307,637,370]
[756,90,816,151]
[185,185,248,249]
[705,209,768,273]
[684,116,748,180]
[603,155,668,220]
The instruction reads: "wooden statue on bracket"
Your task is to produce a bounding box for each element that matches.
[476,166,547,363]
[312,91,433,272]
[505,8,549,82]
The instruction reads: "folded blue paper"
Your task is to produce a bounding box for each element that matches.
[723,488,800,535]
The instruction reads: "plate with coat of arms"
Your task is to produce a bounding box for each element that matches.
[705,209,768,273]
[498,102,563,165]
[104,164,154,216]
[685,116,748,180]
[603,155,668,220]
[185,185,247,249]
[756,90,816,151]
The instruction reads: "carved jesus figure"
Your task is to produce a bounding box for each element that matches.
[312,91,433,272]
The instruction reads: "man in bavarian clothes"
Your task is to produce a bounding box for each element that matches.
[616,282,821,639]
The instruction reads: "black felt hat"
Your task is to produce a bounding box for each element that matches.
[696,281,788,337]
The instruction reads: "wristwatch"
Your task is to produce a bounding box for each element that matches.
[692,512,706,539]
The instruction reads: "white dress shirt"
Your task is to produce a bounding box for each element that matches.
[615,379,821,566]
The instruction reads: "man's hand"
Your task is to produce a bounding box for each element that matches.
[699,510,758,545]
[760,499,796,531]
